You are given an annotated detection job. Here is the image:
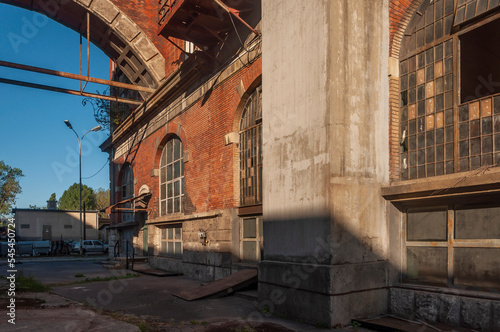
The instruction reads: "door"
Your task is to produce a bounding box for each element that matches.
[42,225,52,240]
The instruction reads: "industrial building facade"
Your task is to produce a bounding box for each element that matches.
[3,0,500,329]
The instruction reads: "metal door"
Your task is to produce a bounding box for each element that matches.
[42,225,52,240]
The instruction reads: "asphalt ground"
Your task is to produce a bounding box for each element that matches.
[0,257,365,331]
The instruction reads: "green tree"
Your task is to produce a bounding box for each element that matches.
[0,161,24,216]
[48,193,56,201]
[58,183,97,211]
[95,187,110,217]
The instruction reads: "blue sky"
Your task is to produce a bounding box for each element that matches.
[0,4,111,213]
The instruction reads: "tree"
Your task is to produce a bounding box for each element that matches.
[0,161,24,216]
[95,187,110,216]
[58,183,97,211]
[48,193,56,201]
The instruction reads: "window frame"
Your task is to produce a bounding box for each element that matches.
[399,3,500,180]
[239,85,263,207]
[159,137,184,216]
[240,216,263,262]
[160,225,183,258]
[403,203,500,291]
[121,163,135,222]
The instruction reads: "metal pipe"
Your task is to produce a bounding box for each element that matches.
[0,77,143,105]
[212,0,260,36]
[0,60,155,93]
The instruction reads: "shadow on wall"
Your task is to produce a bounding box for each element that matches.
[256,212,398,327]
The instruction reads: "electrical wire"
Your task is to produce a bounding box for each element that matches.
[82,160,109,179]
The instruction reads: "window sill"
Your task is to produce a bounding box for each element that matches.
[147,210,221,225]
[382,167,500,205]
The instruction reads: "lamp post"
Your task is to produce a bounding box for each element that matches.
[64,120,101,255]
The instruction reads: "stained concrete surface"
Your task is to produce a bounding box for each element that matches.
[0,259,368,331]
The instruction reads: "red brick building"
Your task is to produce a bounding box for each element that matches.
[96,0,263,280]
[4,0,500,329]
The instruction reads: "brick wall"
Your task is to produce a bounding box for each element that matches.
[109,0,185,78]
[388,0,422,180]
[111,58,262,222]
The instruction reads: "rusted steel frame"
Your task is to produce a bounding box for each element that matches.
[165,37,190,56]
[0,60,155,93]
[0,77,143,105]
[81,12,90,92]
[212,0,259,36]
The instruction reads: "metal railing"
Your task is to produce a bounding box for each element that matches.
[114,240,120,257]
[125,240,135,270]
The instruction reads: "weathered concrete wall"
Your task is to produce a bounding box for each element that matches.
[14,210,99,241]
[390,287,500,331]
[147,208,241,281]
[261,0,390,326]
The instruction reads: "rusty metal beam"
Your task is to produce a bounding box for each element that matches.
[0,77,143,105]
[213,0,260,36]
[0,60,156,93]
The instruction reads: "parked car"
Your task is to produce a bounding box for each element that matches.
[72,240,109,254]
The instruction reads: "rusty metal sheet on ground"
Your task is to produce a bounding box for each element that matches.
[173,269,257,301]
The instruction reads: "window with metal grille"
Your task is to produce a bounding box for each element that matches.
[159,138,184,215]
[239,85,262,206]
[121,164,134,222]
[399,0,500,179]
[404,204,500,291]
[160,226,182,258]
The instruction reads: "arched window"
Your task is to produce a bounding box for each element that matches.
[399,0,500,180]
[121,164,134,222]
[159,138,184,215]
[239,85,262,206]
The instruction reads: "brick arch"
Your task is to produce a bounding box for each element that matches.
[389,0,425,59]
[232,74,262,133]
[388,0,426,181]
[153,122,188,168]
[1,0,165,88]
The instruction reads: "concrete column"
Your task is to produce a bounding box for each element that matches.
[261,0,390,326]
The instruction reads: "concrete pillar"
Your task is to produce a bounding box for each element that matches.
[260,0,390,326]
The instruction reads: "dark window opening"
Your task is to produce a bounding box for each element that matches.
[460,18,500,103]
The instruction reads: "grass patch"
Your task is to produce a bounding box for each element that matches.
[190,320,209,326]
[16,271,50,293]
[233,326,256,332]
[74,273,85,278]
[104,311,162,332]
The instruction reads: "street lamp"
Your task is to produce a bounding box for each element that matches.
[64,120,102,255]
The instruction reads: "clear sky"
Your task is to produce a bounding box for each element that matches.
[0,4,111,213]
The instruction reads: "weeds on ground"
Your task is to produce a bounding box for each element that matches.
[104,311,164,332]
[73,272,139,284]
[190,320,209,326]
[233,326,256,332]
[16,271,50,292]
